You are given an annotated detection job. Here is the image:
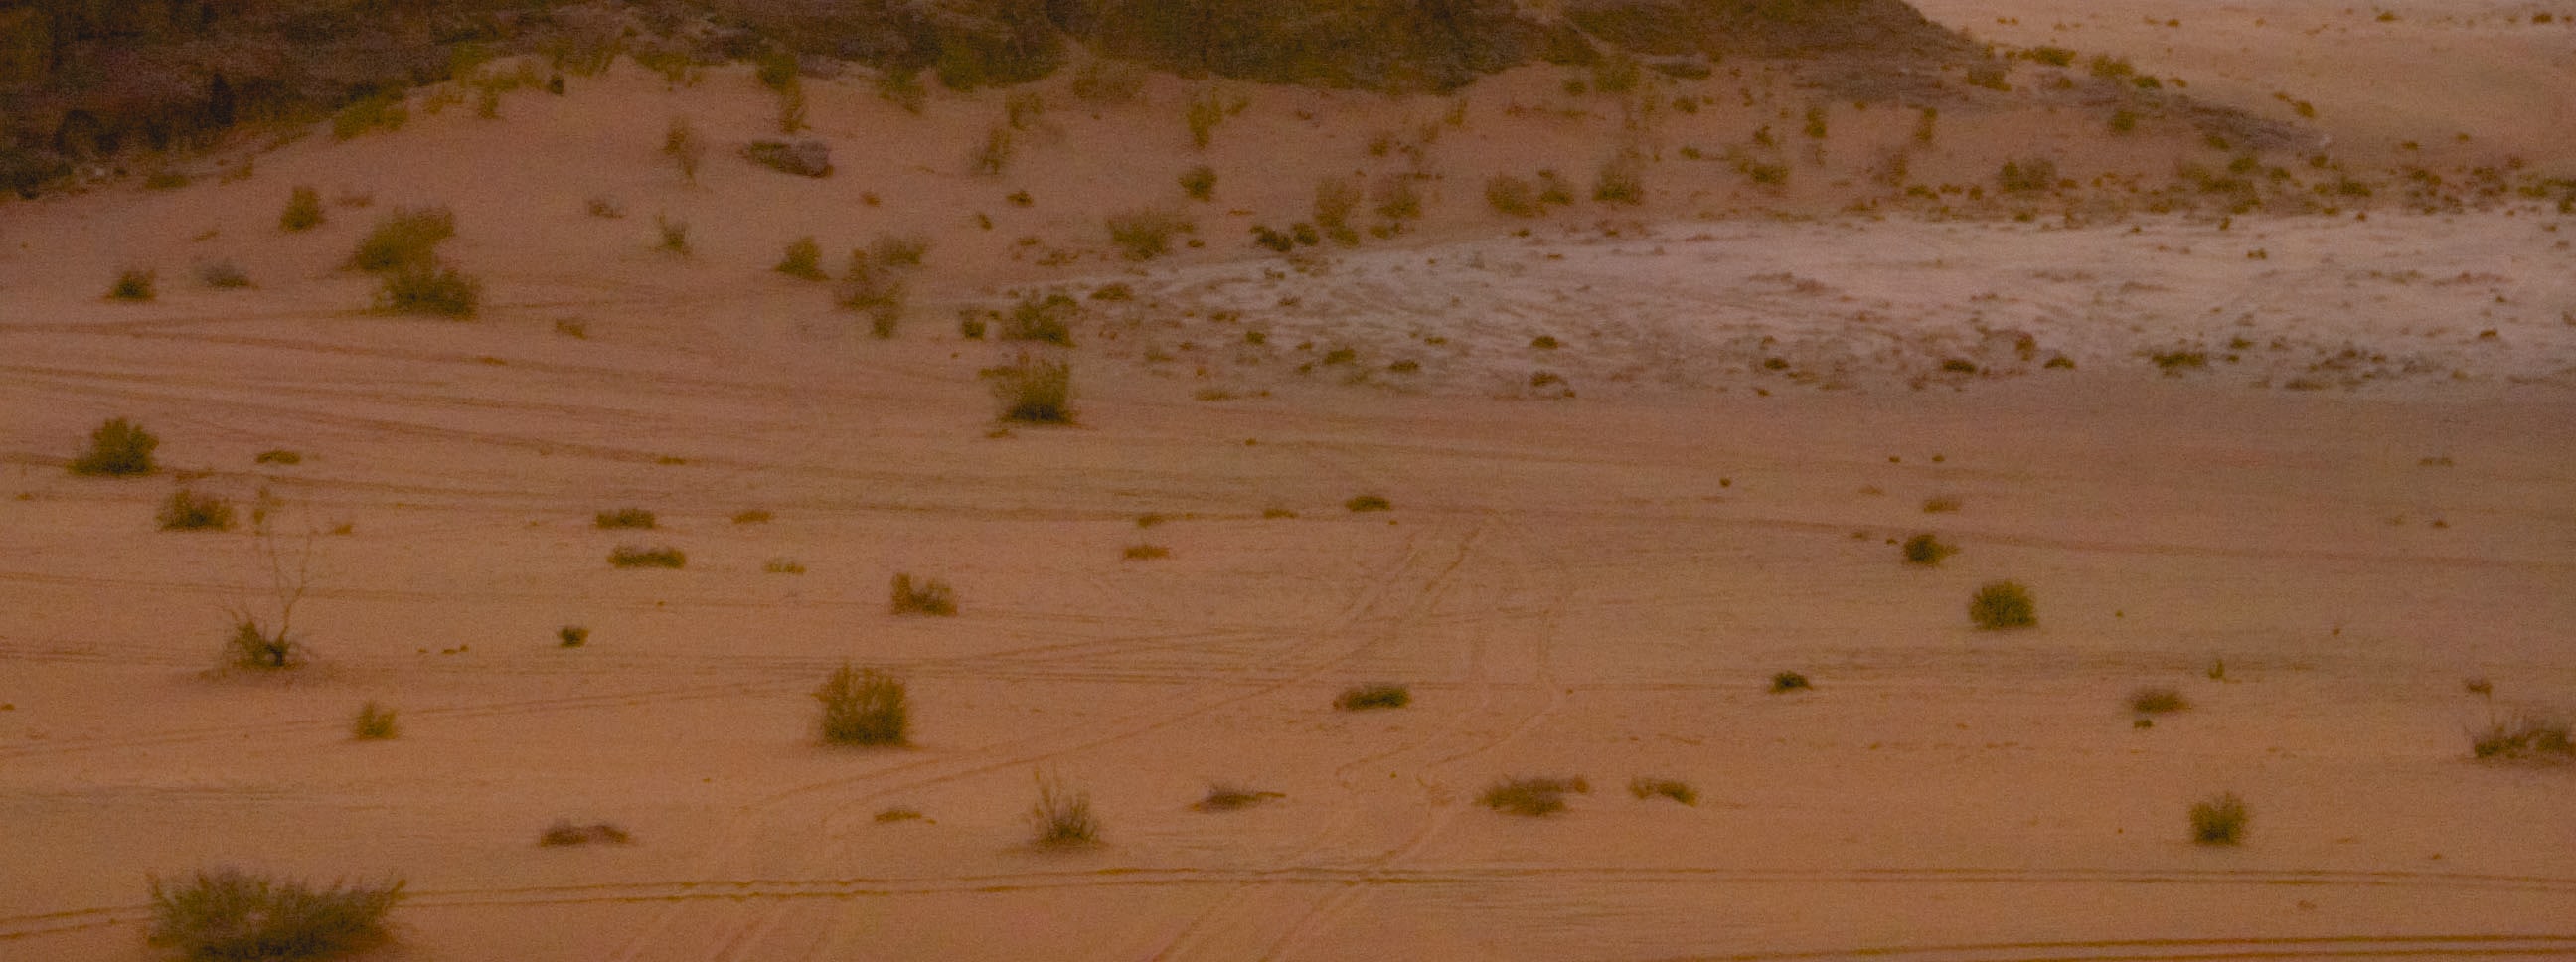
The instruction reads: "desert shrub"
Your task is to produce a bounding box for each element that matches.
[1803,105,1830,139]
[2152,350,2208,371]
[558,626,588,647]
[839,253,907,337]
[1999,157,2059,193]
[585,196,625,219]
[279,186,325,232]
[1969,580,2036,629]
[1592,51,1641,93]
[755,50,799,90]
[594,508,656,530]
[147,868,403,961]
[2109,108,2139,134]
[376,264,480,317]
[1179,165,1217,201]
[889,573,957,616]
[1628,777,1696,805]
[1372,175,1422,222]
[1921,495,1962,513]
[351,701,399,740]
[1106,209,1192,260]
[876,66,927,112]
[2088,54,2135,79]
[1313,178,1361,241]
[1345,495,1391,512]
[332,91,409,140]
[1770,671,1811,693]
[1335,683,1410,711]
[1091,283,1134,302]
[607,546,685,568]
[1593,156,1645,204]
[159,489,236,531]
[1901,533,1956,565]
[1964,62,2010,91]
[254,450,301,466]
[870,234,930,268]
[2024,45,2076,66]
[1028,772,1099,846]
[764,558,806,574]
[1185,89,1227,149]
[108,268,156,301]
[538,821,632,846]
[874,807,923,822]
[199,261,251,289]
[662,117,705,183]
[2130,687,2189,714]
[1486,174,1539,216]
[776,236,825,279]
[72,417,158,476]
[731,509,773,525]
[225,616,299,670]
[1003,292,1078,344]
[2190,792,2248,844]
[1479,776,1588,816]
[2471,715,2573,760]
[1071,58,1145,105]
[815,663,908,746]
[776,82,808,134]
[1123,543,1171,561]
[1193,784,1283,812]
[1004,91,1046,129]
[989,354,1072,424]
[349,208,455,271]
[653,215,690,254]
[972,123,1014,175]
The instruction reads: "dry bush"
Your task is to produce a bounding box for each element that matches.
[279,186,325,231]
[2190,792,2248,844]
[71,417,157,476]
[1028,772,1100,846]
[2472,715,2573,761]
[108,268,156,301]
[1313,178,1362,243]
[663,117,705,183]
[1335,684,1410,711]
[1107,209,1192,260]
[1179,164,1217,201]
[148,869,403,961]
[987,353,1073,424]
[815,663,908,746]
[1192,784,1284,812]
[351,701,399,740]
[1486,174,1539,216]
[226,616,300,671]
[839,252,908,337]
[1627,777,1696,805]
[594,508,656,530]
[776,236,826,279]
[349,208,455,272]
[1479,776,1588,816]
[1770,671,1811,693]
[1901,533,1956,565]
[2130,687,2189,715]
[160,489,236,531]
[376,263,481,317]
[1593,155,1645,204]
[538,821,631,846]
[199,261,251,289]
[607,546,685,568]
[1345,495,1391,512]
[1969,581,2036,629]
[889,573,957,616]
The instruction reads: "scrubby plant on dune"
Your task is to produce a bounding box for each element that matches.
[226,615,300,670]
[279,186,325,232]
[148,868,404,961]
[1028,772,1100,847]
[889,573,957,616]
[1969,580,2036,629]
[351,701,399,740]
[2130,687,2189,715]
[2189,791,2248,844]
[607,546,686,568]
[1002,292,1078,344]
[594,508,656,530]
[375,263,481,317]
[815,663,908,746]
[348,208,454,272]
[1627,777,1697,805]
[1901,533,1956,565]
[160,489,236,531]
[987,353,1073,424]
[108,268,157,301]
[1106,209,1193,260]
[71,417,158,476]
[2472,715,2573,761]
[839,251,909,338]
[1193,784,1284,812]
[1335,684,1410,711]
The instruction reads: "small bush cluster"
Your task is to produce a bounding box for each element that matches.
[160,489,236,531]
[2130,687,2188,715]
[147,868,404,961]
[1106,209,1193,260]
[1770,671,1811,693]
[1480,776,1589,816]
[1003,292,1078,344]
[1593,156,1645,204]
[2471,715,2573,760]
[349,208,454,271]
[987,353,1072,424]
[1345,495,1391,513]
[108,268,157,301]
[71,417,158,476]
[279,186,326,231]
[226,616,300,670]
[1999,157,2059,193]
[376,263,481,317]
[607,546,686,568]
[889,573,957,616]
[1335,684,1410,711]
[816,663,909,746]
[1969,581,2036,629]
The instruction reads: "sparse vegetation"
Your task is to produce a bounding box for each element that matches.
[2130,687,2189,715]
[1969,580,2037,629]
[654,215,690,254]
[972,123,1014,175]
[1071,58,1146,105]
[1486,174,1540,217]
[332,91,409,140]
[199,261,251,289]
[1106,209,1192,260]
[160,489,236,531]
[538,821,631,846]
[349,208,455,272]
[351,701,399,740]
[889,573,957,616]
[988,353,1073,424]
[1372,175,1422,223]
[776,237,826,279]
[1999,157,2059,193]
[1771,671,1812,693]
[1921,495,1962,513]
[839,252,908,337]
[662,116,705,183]
[147,868,403,961]
[763,558,806,574]
[594,508,656,530]
[558,626,588,648]
[2190,792,2248,844]
[1902,533,1956,565]
[607,546,685,568]
[1335,684,1410,711]
[279,186,325,232]
[1313,177,1362,243]
[1028,772,1100,847]
[1179,165,1217,201]
[1479,776,1588,816]
[815,663,908,746]
[225,616,300,671]
[2471,715,2572,760]
[731,509,774,525]
[108,268,156,301]
[1002,292,1078,344]
[1345,495,1391,513]
[1193,784,1284,812]
[1628,777,1696,805]
[870,234,929,269]
[1123,543,1171,561]
[71,417,158,476]
[376,263,481,317]
[1592,155,1645,204]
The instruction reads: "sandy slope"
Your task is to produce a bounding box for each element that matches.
[4,1,2576,960]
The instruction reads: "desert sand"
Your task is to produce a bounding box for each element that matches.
[4,0,2574,959]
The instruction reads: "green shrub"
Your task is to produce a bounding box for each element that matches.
[815,663,908,745]
[607,546,685,568]
[1179,165,1217,201]
[1028,772,1099,846]
[349,208,455,271]
[594,508,656,530]
[1593,156,1645,204]
[147,868,403,960]
[352,701,399,740]
[160,489,236,531]
[1335,684,1410,711]
[376,264,480,317]
[890,573,957,616]
[1486,174,1539,216]
[279,186,325,231]
[108,268,156,301]
[1345,495,1391,512]
[1479,776,1588,816]
[1003,292,1078,344]
[988,353,1072,424]
[225,616,299,670]
[1969,580,2036,629]
[2190,792,2248,844]
[2131,687,2189,715]
[1901,533,1956,565]
[1770,671,1811,693]
[2471,715,2573,760]
[776,237,826,279]
[1107,209,1192,260]
[1627,777,1696,805]
[71,417,158,476]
